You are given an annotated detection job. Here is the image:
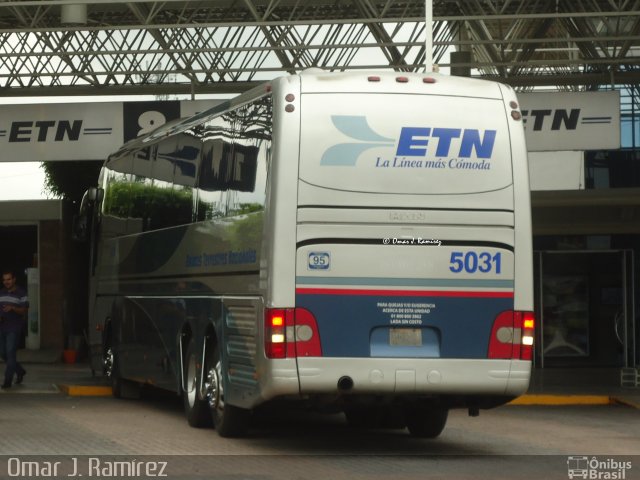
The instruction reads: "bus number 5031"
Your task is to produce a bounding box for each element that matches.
[449,251,502,274]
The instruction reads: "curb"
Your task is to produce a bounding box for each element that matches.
[612,396,640,409]
[58,384,113,397]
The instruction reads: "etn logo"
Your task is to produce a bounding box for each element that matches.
[396,127,496,158]
[8,120,82,142]
[320,116,497,166]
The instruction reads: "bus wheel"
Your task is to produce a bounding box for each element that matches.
[105,345,123,399]
[404,404,448,438]
[203,346,250,438]
[103,344,114,379]
[106,343,140,399]
[183,339,212,428]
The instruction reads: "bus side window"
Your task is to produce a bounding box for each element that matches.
[101,150,133,236]
[147,137,178,230]
[173,133,200,225]
[196,115,232,221]
[129,137,198,231]
[224,97,271,216]
[129,146,154,232]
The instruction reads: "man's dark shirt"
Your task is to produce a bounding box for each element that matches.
[0,287,28,333]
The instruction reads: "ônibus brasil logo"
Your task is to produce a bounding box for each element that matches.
[567,456,632,479]
[320,115,496,170]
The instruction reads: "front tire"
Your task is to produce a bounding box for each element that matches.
[104,344,123,399]
[183,338,212,428]
[104,341,140,399]
[203,344,250,437]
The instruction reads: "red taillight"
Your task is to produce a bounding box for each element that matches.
[293,308,322,357]
[517,311,535,361]
[488,310,535,360]
[264,308,322,359]
[264,308,291,359]
[488,310,514,359]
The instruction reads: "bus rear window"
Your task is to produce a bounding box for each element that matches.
[299,93,513,195]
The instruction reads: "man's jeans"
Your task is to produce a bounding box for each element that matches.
[0,331,25,384]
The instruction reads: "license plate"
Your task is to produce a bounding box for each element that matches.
[389,328,422,346]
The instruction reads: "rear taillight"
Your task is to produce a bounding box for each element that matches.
[293,308,322,357]
[488,310,535,360]
[517,311,535,361]
[488,310,514,359]
[264,308,322,359]
[264,309,291,359]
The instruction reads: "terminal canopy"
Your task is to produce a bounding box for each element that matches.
[0,0,637,97]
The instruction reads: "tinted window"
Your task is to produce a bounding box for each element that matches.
[220,96,271,216]
[196,114,232,221]
[101,150,133,235]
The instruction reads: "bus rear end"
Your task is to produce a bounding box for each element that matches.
[275,72,534,435]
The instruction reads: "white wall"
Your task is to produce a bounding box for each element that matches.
[528,151,584,191]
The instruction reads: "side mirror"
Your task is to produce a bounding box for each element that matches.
[86,187,104,203]
[73,187,103,242]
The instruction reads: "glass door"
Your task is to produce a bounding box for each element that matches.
[535,250,635,368]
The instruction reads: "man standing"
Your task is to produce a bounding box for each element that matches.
[0,270,28,389]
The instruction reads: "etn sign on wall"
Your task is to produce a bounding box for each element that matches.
[0,100,220,162]
[518,91,620,152]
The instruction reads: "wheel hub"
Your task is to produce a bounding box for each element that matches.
[204,363,222,410]
[103,347,114,378]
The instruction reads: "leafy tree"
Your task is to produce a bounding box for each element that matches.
[41,160,103,204]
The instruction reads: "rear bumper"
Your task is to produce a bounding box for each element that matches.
[296,357,531,397]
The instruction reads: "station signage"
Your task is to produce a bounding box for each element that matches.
[0,99,220,162]
[518,91,620,152]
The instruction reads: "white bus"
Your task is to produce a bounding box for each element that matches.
[77,70,534,438]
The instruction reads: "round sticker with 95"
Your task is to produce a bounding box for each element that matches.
[308,252,330,270]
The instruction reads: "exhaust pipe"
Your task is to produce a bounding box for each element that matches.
[337,376,354,392]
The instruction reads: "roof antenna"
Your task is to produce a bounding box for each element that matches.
[425,0,433,73]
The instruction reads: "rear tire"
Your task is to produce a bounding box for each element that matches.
[404,404,448,438]
[183,338,212,428]
[203,344,250,438]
